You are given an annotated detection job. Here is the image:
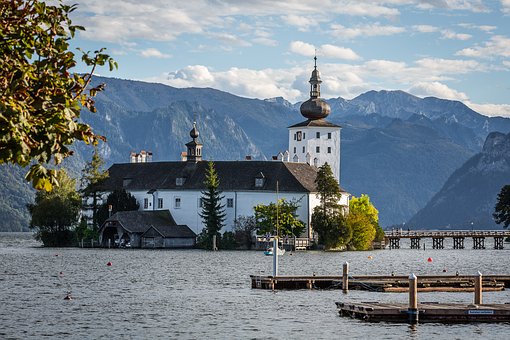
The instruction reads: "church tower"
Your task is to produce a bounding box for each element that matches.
[185,122,203,163]
[288,57,341,182]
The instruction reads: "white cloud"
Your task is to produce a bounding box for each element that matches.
[414,58,483,74]
[330,23,406,39]
[503,60,510,68]
[466,102,510,117]
[408,81,469,101]
[413,25,439,33]
[416,0,489,12]
[252,37,278,46]
[441,30,472,40]
[281,14,319,31]
[456,35,510,58]
[502,0,510,15]
[289,41,360,60]
[140,48,171,58]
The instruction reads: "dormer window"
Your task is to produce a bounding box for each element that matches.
[255,172,265,188]
[176,177,185,186]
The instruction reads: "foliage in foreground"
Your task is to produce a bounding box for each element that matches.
[0,0,116,191]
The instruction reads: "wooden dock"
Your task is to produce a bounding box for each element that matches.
[384,230,510,249]
[335,301,510,323]
[250,274,510,291]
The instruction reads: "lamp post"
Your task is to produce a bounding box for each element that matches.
[471,221,474,231]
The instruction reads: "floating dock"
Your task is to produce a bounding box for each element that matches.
[335,301,510,323]
[250,274,510,291]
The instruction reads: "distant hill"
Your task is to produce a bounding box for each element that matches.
[408,131,510,229]
[1,77,509,231]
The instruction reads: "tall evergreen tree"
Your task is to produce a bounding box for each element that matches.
[494,185,510,228]
[28,169,81,246]
[80,146,109,230]
[199,162,226,249]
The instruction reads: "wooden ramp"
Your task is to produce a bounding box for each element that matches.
[336,301,510,323]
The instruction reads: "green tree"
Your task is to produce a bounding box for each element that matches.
[96,189,139,227]
[0,0,117,191]
[199,162,226,250]
[80,146,109,230]
[254,198,305,237]
[494,185,510,228]
[311,163,350,249]
[233,215,257,249]
[28,169,81,246]
[346,194,379,250]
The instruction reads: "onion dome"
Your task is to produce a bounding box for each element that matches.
[299,56,331,120]
[190,122,199,139]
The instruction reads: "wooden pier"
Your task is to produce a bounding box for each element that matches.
[385,230,510,250]
[335,301,510,323]
[250,274,510,291]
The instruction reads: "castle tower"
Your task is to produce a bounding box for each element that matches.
[288,57,341,182]
[185,122,203,162]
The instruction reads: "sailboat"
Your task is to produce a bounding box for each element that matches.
[263,180,286,256]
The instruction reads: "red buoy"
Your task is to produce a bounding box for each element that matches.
[427,257,433,262]
[107,261,112,266]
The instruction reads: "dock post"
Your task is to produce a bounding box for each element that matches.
[408,273,418,324]
[474,271,482,305]
[212,234,218,251]
[272,237,278,277]
[342,262,349,294]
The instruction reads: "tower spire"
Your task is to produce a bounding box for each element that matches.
[185,121,202,163]
[299,56,331,120]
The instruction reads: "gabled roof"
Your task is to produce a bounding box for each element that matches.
[141,225,196,238]
[288,118,341,128]
[102,210,182,234]
[97,160,347,193]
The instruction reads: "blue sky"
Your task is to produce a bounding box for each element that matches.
[68,0,510,117]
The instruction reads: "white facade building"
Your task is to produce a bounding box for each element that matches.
[97,58,348,240]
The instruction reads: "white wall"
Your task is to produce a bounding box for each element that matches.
[288,126,341,182]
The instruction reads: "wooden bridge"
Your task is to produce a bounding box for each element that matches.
[384,230,510,250]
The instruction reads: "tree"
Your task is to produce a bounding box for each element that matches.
[233,215,257,249]
[494,185,510,228]
[199,162,226,250]
[0,0,117,191]
[254,199,305,237]
[346,194,379,250]
[80,146,109,230]
[96,189,139,227]
[28,169,81,246]
[311,163,350,249]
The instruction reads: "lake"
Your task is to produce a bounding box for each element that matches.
[1,232,509,339]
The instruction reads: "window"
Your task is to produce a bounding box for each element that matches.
[316,132,320,138]
[296,131,302,141]
[157,198,163,209]
[144,198,149,209]
[327,147,331,153]
[293,147,296,153]
[176,177,185,186]
[174,197,181,209]
[302,146,305,153]
[316,146,320,153]
[294,133,297,140]
[255,178,264,187]
[328,132,331,139]
[303,133,306,139]
[227,198,234,208]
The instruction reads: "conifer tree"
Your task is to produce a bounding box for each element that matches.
[494,185,510,228]
[81,146,109,230]
[199,162,226,249]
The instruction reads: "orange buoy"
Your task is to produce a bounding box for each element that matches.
[368,255,373,260]
[427,257,433,262]
[107,261,112,266]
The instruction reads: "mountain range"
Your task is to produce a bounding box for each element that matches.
[1,77,509,231]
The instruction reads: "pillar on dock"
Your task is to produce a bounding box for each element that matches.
[453,237,464,249]
[494,237,504,250]
[432,237,444,249]
[410,237,421,249]
[408,273,418,324]
[272,237,278,277]
[472,237,485,249]
[212,234,218,251]
[342,262,349,294]
[474,271,482,305]
[389,238,400,249]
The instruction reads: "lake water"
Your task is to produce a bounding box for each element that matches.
[1,232,509,339]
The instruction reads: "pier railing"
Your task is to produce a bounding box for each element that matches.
[384,230,510,249]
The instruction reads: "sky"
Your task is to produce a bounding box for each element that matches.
[67,0,510,117]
